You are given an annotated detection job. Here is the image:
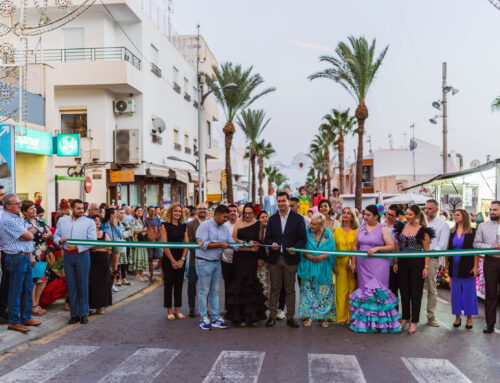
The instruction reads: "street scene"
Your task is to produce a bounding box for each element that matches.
[1,0,500,382]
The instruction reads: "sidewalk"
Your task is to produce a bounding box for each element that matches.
[0,279,156,355]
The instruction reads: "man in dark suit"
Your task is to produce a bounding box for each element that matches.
[264,191,307,328]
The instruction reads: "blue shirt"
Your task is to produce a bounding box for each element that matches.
[0,211,34,254]
[54,215,97,253]
[195,219,236,261]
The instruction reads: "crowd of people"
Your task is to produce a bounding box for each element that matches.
[0,183,499,337]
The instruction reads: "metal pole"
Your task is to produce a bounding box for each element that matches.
[442,62,448,174]
[248,139,252,202]
[196,25,203,204]
[411,123,416,181]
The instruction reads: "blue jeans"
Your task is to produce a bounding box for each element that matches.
[5,253,33,324]
[196,258,221,319]
[63,252,90,318]
[187,265,198,309]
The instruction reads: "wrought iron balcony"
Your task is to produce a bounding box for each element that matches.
[17,47,141,70]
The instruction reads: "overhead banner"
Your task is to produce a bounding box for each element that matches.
[0,124,15,193]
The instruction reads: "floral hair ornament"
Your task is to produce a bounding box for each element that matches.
[376,203,386,216]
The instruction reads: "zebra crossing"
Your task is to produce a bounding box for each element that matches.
[0,345,473,383]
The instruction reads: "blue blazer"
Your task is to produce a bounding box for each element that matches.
[264,209,307,265]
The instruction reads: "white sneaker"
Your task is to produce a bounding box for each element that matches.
[112,285,119,292]
[277,309,286,320]
[199,316,212,330]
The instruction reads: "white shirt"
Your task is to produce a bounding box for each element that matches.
[426,216,450,251]
[221,220,236,263]
[280,209,290,234]
[303,215,311,229]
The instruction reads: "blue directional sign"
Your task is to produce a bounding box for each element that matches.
[0,123,15,193]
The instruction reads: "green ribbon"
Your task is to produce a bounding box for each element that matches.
[66,239,499,258]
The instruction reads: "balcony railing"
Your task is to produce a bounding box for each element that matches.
[174,143,182,151]
[16,47,141,70]
[55,128,92,139]
[151,63,162,77]
[185,147,191,154]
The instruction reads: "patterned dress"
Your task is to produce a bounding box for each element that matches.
[298,227,336,320]
[128,218,148,272]
[25,217,51,283]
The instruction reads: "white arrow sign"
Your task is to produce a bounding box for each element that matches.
[0,125,10,137]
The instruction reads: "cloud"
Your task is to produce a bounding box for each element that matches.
[286,39,333,52]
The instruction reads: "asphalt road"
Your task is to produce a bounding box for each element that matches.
[0,282,498,383]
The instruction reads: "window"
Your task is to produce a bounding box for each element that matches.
[206,121,212,148]
[184,78,189,93]
[173,129,181,150]
[184,134,189,147]
[193,138,198,154]
[173,67,178,84]
[60,109,88,137]
[150,44,158,65]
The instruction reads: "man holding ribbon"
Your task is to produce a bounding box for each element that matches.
[54,199,96,325]
[195,204,237,330]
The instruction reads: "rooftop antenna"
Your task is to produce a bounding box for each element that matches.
[388,132,393,150]
[367,135,373,154]
[402,132,407,148]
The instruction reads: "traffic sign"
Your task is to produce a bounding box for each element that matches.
[84,176,92,193]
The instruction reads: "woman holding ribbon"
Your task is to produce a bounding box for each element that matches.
[298,213,337,327]
[225,203,268,327]
[349,205,401,333]
[333,207,359,324]
[446,209,478,329]
[160,204,188,320]
[393,205,433,334]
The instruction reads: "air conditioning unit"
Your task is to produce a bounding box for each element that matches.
[114,129,140,164]
[114,99,136,114]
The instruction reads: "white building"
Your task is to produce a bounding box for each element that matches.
[373,138,461,193]
[22,0,219,208]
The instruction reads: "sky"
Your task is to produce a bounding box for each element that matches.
[172,0,500,185]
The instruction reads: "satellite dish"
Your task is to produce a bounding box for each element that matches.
[409,138,417,151]
[153,118,166,134]
[470,159,481,168]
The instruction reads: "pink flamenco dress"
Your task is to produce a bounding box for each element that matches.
[349,224,401,333]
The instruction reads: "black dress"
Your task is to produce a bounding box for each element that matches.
[225,221,267,324]
[89,233,112,309]
[161,222,187,308]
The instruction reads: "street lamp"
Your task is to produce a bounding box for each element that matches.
[428,62,459,174]
[166,155,198,170]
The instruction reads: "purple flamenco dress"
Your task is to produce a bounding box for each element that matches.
[349,224,401,333]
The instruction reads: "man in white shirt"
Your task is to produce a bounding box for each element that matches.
[221,204,238,313]
[424,199,450,327]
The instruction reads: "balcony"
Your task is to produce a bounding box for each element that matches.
[55,129,92,139]
[174,143,182,151]
[20,47,141,70]
[184,93,191,102]
[173,83,181,94]
[185,147,191,154]
[151,63,162,77]
[19,47,143,93]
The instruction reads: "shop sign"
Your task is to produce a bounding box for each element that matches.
[0,124,15,193]
[207,194,222,202]
[15,126,53,155]
[110,170,135,183]
[56,134,80,156]
[84,176,92,193]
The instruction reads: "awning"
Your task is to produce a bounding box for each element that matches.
[170,168,189,184]
[188,171,198,183]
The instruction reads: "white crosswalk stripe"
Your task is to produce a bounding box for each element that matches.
[401,357,472,383]
[203,350,265,383]
[308,353,367,383]
[98,348,180,383]
[0,345,99,383]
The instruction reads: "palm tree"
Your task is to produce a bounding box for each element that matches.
[264,165,278,191]
[309,36,389,210]
[204,63,276,203]
[491,96,500,111]
[322,109,357,194]
[255,139,275,206]
[306,150,327,187]
[274,172,288,192]
[309,129,336,197]
[237,109,271,203]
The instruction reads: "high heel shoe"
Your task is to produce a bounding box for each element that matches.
[465,320,473,329]
[453,319,461,328]
[408,323,417,334]
[400,319,409,330]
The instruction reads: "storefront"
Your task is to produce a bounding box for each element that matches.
[14,126,55,212]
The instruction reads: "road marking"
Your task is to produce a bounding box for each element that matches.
[0,345,99,383]
[308,354,366,383]
[203,350,265,383]
[436,296,449,304]
[98,348,180,383]
[401,357,471,383]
